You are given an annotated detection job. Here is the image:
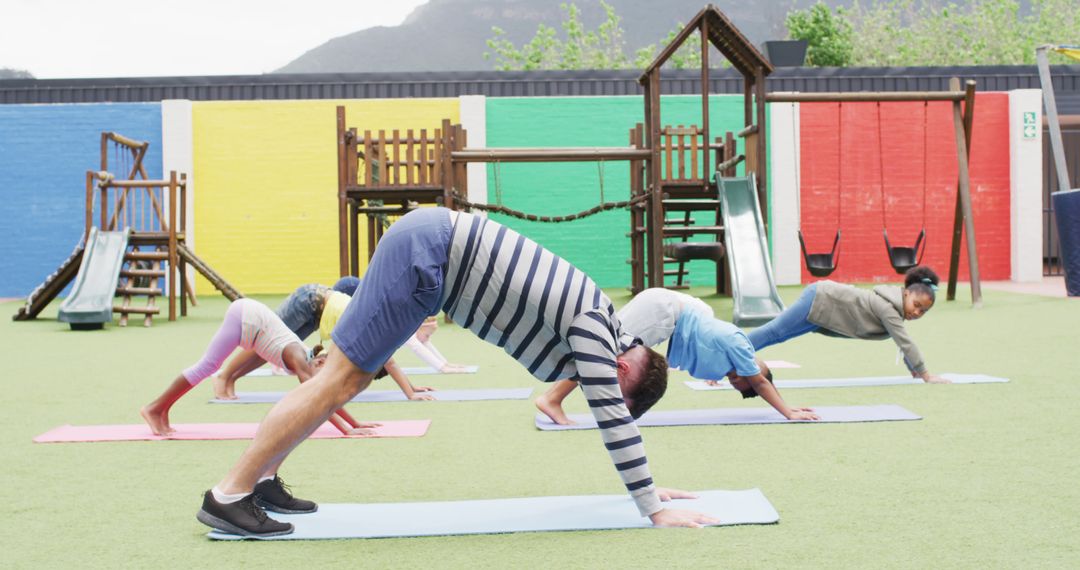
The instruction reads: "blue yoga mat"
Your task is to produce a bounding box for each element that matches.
[211,387,533,404]
[207,489,778,540]
[536,404,921,431]
[684,373,1009,391]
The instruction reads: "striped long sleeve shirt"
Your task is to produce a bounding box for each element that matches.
[440,212,662,516]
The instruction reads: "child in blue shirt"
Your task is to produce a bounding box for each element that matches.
[536,288,819,425]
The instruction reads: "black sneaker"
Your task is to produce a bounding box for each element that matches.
[196,490,294,538]
[253,476,318,514]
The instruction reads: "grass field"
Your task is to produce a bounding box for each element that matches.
[3,285,1079,568]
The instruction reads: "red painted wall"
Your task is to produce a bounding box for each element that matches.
[796,94,1011,283]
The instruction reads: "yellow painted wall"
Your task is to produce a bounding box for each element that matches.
[191,99,459,294]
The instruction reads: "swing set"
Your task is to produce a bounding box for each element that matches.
[776,78,983,304]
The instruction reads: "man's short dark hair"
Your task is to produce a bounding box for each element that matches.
[739,368,774,400]
[624,346,668,419]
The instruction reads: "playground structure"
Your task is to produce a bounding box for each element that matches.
[336,4,984,313]
[14,132,240,327]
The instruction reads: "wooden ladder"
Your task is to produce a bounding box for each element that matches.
[114,248,164,326]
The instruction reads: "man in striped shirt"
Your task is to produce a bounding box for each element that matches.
[196,207,718,537]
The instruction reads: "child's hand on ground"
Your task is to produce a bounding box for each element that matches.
[703,379,726,386]
[439,364,470,373]
[923,374,951,384]
[655,487,699,501]
[412,385,436,392]
[786,409,820,421]
[409,393,436,401]
[346,427,380,436]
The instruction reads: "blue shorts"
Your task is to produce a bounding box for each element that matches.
[332,208,452,372]
[275,283,328,341]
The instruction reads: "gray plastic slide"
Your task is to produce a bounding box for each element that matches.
[57,227,130,329]
[718,174,785,327]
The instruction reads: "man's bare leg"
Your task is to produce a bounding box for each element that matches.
[534,379,579,425]
[215,348,374,495]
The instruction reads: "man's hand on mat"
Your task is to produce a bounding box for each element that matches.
[786,409,820,421]
[649,508,720,528]
[655,487,698,501]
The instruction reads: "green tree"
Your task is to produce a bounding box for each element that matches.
[837,0,1078,66]
[486,2,719,71]
[785,1,855,66]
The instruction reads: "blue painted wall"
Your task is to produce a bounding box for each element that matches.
[0,104,162,297]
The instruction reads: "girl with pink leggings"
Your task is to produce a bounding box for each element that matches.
[140,298,375,437]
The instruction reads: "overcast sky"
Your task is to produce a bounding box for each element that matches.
[2,0,427,79]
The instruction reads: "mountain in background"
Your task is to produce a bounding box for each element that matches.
[275,0,811,74]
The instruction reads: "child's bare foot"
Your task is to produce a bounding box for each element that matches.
[535,393,574,425]
[140,405,175,436]
[211,375,236,400]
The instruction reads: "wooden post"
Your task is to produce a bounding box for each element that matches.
[755,66,769,225]
[84,171,94,241]
[179,173,188,316]
[947,79,982,306]
[168,171,178,321]
[646,69,665,289]
[336,106,349,277]
[700,19,710,184]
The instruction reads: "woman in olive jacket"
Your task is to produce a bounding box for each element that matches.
[747,266,948,383]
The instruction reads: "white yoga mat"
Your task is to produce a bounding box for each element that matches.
[212,387,533,404]
[242,365,479,378]
[764,360,801,369]
[684,373,1009,391]
[535,405,920,431]
[207,488,778,540]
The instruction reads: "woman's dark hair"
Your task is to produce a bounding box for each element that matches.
[904,266,940,301]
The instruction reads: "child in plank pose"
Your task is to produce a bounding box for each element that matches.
[212,282,436,401]
[535,287,819,425]
[747,266,949,383]
[141,298,377,437]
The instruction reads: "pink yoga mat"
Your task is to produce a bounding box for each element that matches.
[33,420,431,443]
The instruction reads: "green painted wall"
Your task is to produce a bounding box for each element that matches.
[485,95,753,288]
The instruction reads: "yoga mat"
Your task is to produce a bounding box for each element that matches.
[764,360,801,369]
[242,365,479,377]
[212,388,533,404]
[33,420,430,443]
[684,373,1010,391]
[535,405,920,431]
[207,488,778,540]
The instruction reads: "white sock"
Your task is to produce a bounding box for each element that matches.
[211,486,250,505]
[257,474,276,484]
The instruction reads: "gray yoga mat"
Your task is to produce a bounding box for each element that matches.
[243,365,479,377]
[684,373,1009,391]
[536,404,920,431]
[212,387,533,404]
[207,488,778,540]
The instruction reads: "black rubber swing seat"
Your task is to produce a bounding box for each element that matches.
[663,242,725,262]
[798,230,841,277]
[883,229,926,274]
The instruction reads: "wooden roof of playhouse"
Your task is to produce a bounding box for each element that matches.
[638,4,774,83]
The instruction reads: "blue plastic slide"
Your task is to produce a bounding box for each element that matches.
[57,227,130,329]
[717,175,785,327]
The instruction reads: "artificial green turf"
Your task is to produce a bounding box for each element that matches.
[3,286,1079,568]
